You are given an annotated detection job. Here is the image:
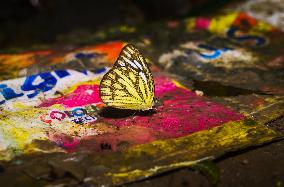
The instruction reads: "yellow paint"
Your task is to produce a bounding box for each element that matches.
[0,121,47,160]
[109,156,212,184]
[9,127,45,151]
[0,104,53,160]
[104,118,278,185]
[0,51,51,80]
[250,21,273,34]
[12,102,30,110]
[209,12,239,34]
[172,79,190,91]
[184,18,196,32]
[249,97,284,124]
[0,100,103,160]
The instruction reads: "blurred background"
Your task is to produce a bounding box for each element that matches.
[0,0,236,49]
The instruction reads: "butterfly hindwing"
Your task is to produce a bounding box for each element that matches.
[99,44,154,110]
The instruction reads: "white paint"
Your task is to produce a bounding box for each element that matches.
[86,89,94,95]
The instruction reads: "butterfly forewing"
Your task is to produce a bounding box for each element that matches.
[99,44,154,110]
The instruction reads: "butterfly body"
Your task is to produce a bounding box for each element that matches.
[99,44,155,111]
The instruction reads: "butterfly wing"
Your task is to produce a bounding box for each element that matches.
[115,44,154,102]
[99,44,154,110]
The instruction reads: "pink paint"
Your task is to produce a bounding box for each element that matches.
[104,75,244,138]
[47,132,80,151]
[62,138,80,150]
[40,75,244,142]
[195,18,211,30]
[40,85,102,108]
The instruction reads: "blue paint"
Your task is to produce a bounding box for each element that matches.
[72,117,84,124]
[75,70,88,75]
[55,70,70,78]
[21,72,57,98]
[0,84,24,104]
[0,69,108,105]
[227,27,266,46]
[75,52,99,59]
[198,44,222,59]
[94,67,107,74]
[197,44,232,60]
[72,108,86,117]
[71,115,97,124]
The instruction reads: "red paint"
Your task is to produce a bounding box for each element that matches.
[40,114,52,124]
[232,12,258,31]
[50,111,66,121]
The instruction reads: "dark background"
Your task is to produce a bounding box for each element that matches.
[0,0,231,49]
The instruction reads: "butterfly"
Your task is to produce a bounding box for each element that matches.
[99,44,155,111]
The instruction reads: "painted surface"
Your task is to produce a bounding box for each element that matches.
[0,11,283,186]
[0,69,107,108]
[158,12,284,95]
[173,12,275,66]
[0,41,125,81]
[0,68,243,158]
[0,50,52,81]
[185,12,274,36]
[236,0,284,31]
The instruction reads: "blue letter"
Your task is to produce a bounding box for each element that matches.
[54,70,70,78]
[227,27,266,46]
[197,44,231,60]
[0,84,24,104]
[21,72,57,98]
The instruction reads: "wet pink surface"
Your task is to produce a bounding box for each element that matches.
[40,75,244,139]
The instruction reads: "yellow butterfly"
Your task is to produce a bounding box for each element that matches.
[99,44,155,111]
